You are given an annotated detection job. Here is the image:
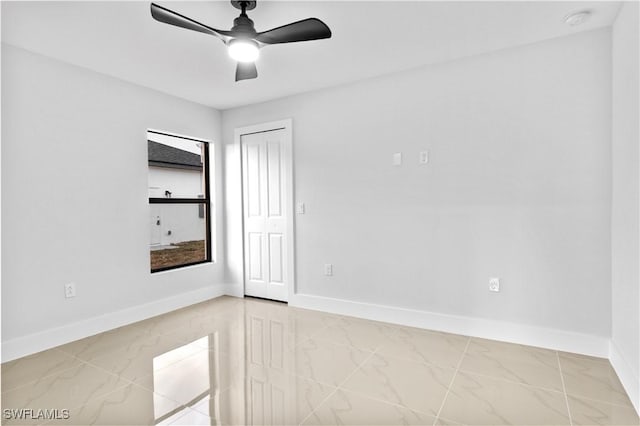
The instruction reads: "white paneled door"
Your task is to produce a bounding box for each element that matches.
[241,127,290,302]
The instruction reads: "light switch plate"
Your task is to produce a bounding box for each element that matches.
[324,264,333,276]
[296,202,305,214]
[419,151,429,164]
[393,152,402,166]
[489,278,500,292]
[64,282,76,298]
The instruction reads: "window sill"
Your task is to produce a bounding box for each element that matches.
[150,259,214,274]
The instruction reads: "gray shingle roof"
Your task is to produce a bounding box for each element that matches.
[148,140,203,171]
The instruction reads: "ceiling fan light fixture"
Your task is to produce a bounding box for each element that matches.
[228,39,259,62]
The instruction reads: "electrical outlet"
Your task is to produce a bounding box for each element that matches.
[65,282,76,298]
[324,264,333,276]
[489,278,500,292]
[419,151,429,164]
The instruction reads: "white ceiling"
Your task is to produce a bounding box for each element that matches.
[1,1,621,110]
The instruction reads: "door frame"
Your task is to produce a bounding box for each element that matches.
[234,119,294,302]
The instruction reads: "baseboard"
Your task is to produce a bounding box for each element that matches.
[289,293,610,358]
[223,283,245,298]
[610,340,640,415]
[3,286,616,382]
[1,284,228,363]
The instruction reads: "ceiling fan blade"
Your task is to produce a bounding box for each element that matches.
[255,18,331,44]
[236,62,258,82]
[150,3,231,41]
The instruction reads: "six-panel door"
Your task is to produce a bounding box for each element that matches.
[241,129,288,302]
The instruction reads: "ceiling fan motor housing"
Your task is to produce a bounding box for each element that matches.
[231,1,257,11]
[231,14,257,39]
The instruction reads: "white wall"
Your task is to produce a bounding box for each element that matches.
[1,44,225,360]
[611,1,640,413]
[223,29,612,343]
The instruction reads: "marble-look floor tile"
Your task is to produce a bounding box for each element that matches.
[377,326,469,369]
[568,395,640,425]
[133,346,242,401]
[459,338,563,391]
[135,309,242,339]
[44,383,182,425]
[1,363,128,414]
[242,303,334,341]
[341,352,453,416]
[131,297,245,337]
[179,315,242,340]
[153,320,248,357]
[290,305,339,323]
[291,338,371,386]
[243,314,316,356]
[4,296,638,426]
[1,350,84,393]
[439,371,570,425]
[163,408,213,425]
[55,326,151,362]
[559,353,633,407]
[312,316,393,351]
[302,389,436,425]
[187,371,335,425]
[88,332,211,383]
[433,417,464,425]
[131,311,204,336]
[193,295,244,315]
[283,314,333,339]
[189,387,245,426]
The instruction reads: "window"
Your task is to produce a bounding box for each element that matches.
[148,130,212,272]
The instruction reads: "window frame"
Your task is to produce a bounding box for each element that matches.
[148,130,212,273]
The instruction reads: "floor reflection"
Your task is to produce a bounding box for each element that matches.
[153,335,218,424]
[150,301,318,425]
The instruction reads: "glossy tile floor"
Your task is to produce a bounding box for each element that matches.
[2,296,639,425]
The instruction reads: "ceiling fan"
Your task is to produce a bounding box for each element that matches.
[150,1,332,82]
